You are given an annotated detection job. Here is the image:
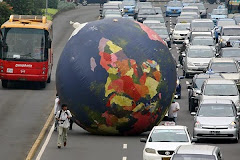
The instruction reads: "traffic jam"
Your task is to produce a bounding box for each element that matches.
[100,0,240,160]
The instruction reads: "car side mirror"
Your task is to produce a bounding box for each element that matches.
[203,68,207,73]
[237,112,240,116]
[208,13,211,16]
[140,138,147,143]
[186,27,190,30]
[179,76,184,79]
[191,112,196,116]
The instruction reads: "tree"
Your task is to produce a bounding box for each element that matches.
[5,0,45,15]
[0,1,13,25]
[49,0,58,9]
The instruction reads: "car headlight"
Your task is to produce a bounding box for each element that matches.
[187,61,194,67]
[195,121,202,128]
[145,148,156,154]
[229,121,237,129]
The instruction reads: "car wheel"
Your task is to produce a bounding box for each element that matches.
[2,80,8,88]
[40,82,46,89]
[47,74,51,83]
[234,133,239,143]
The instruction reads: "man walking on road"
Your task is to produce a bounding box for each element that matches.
[54,94,61,131]
[168,99,180,123]
[55,104,72,149]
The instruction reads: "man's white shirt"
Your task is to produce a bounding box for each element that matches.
[55,110,72,128]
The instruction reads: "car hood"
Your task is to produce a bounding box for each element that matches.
[211,15,227,19]
[144,142,191,151]
[188,57,212,63]
[220,73,240,80]
[202,95,239,104]
[173,30,189,34]
[196,117,235,126]
[221,36,240,41]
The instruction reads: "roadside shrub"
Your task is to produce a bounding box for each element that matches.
[58,1,76,11]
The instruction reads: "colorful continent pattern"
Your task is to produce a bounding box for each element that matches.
[95,38,163,135]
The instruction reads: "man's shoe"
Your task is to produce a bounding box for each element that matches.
[64,142,66,147]
[57,146,61,149]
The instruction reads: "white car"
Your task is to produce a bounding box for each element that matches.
[141,125,192,160]
[172,23,190,42]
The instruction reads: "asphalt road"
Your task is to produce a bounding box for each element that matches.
[0,5,99,160]
[2,2,240,160]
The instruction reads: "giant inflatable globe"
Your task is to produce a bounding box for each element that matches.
[56,18,176,135]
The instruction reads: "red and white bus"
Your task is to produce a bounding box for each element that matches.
[0,15,53,88]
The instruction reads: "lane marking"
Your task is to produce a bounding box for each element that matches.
[175,44,177,46]
[123,144,127,149]
[123,157,127,160]
[176,47,179,49]
[26,106,55,160]
[170,21,172,24]
[170,24,172,27]
[36,125,55,160]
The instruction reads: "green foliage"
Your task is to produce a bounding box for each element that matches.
[0,2,13,25]
[48,0,58,9]
[5,0,45,15]
[58,1,76,11]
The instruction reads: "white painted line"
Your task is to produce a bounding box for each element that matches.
[36,125,54,160]
[170,21,172,24]
[123,157,127,160]
[123,144,127,149]
[170,24,172,27]
[176,47,179,49]
[175,44,177,46]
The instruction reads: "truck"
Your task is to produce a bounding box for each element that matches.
[0,15,53,88]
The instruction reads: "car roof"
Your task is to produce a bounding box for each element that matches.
[181,12,198,15]
[210,58,235,62]
[176,23,190,26]
[218,18,235,21]
[189,45,212,49]
[143,20,161,23]
[205,78,235,84]
[194,73,222,79]
[222,25,240,29]
[193,36,213,39]
[191,19,213,22]
[176,145,218,155]
[153,125,187,130]
[222,48,240,51]
[183,6,199,9]
[201,99,233,104]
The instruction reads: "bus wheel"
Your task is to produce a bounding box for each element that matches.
[47,74,51,83]
[40,82,46,88]
[2,80,8,88]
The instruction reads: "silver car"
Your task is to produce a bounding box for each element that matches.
[199,78,240,112]
[192,99,240,142]
[171,145,223,160]
[182,45,215,77]
[207,58,240,89]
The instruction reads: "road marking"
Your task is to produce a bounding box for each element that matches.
[122,157,127,160]
[170,24,172,27]
[176,47,179,49]
[123,144,127,149]
[26,105,55,160]
[170,21,172,24]
[36,125,55,160]
[175,44,177,46]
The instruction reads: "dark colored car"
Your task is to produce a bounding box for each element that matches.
[187,73,222,112]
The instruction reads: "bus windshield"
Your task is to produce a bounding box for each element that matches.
[2,28,48,62]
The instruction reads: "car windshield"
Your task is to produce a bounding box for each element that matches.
[177,17,193,23]
[204,84,238,96]
[198,104,234,117]
[222,49,240,57]
[188,49,214,58]
[139,8,156,15]
[192,38,214,46]
[146,17,165,23]
[191,22,214,29]
[172,154,216,160]
[149,129,189,142]
[195,78,207,89]
[182,8,198,12]
[167,1,182,7]
[2,28,47,62]
[218,20,236,26]
[212,9,227,15]
[223,28,240,36]
[175,24,190,30]
[153,29,168,35]
[210,62,238,73]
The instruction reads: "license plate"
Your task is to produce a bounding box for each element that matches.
[7,68,13,73]
[173,10,176,13]
[163,157,171,160]
[210,131,220,134]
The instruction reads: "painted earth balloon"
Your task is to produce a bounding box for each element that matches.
[56,18,177,135]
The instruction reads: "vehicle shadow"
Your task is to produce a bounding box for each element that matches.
[3,81,46,90]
